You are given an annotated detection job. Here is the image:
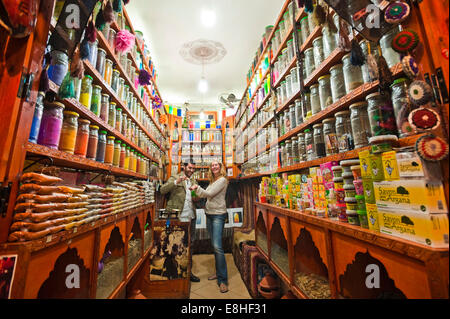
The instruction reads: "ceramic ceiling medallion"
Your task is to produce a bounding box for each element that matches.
[179,39,227,65]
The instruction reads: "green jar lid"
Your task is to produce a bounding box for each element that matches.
[85,75,93,80]
[100,130,107,135]
[122,143,127,147]
[355,195,365,200]
[304,129,311,133]
[116,140,121,144]
[357,210,367,215]
[390,77,408,87]
[127,146,131,150]
[117,108,122,111]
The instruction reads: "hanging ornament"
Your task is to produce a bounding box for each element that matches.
[58,71,75,99]
[384,1,411,24]
[408,80,433,106]
[304,0,314,13]
[114,29,135,54]
[350,37,365,66]
[86,20,97,43]
[153,95,162,109]
[103,0,115,23]
[39,51,52,93]
[95,7,106,31]
[338,18,351,52]
[159,114,168,125]
[408,107,441,131]
[378,55,393,91]
[80,38,90,60]
[138,68,151,86]
[312,2,326,27]
[415,134,449,162]
[0,0,38,38]
[401,55,419,79]
[123,0,130,4]
[113,0,123,12]
[391,29,420,54]
[70,48,84,79]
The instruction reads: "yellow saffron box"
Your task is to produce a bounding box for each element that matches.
[359,150,372,178]
[366,203,380,232]
[381,151,400,181]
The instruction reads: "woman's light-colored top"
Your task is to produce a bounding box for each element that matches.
[195,177,228,215]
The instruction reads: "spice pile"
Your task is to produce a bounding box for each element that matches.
[294,272,331,299]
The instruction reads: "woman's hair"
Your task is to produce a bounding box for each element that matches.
[207,161,227,183]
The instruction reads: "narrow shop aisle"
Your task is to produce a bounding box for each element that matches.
[190,254,251,299]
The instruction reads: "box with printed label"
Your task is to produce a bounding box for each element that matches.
[373,180,448,214]
[359,150,372,178]
[396,151,425,178]
[382,151,400,181]
[378,209,449,248]
[366,203,380,232]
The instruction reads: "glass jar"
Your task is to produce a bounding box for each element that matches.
[297,27,303,48]
[292,136,299,164]
[90,85,102,117]
[86,125,99,160]
[286,140,293,167]
[59,111,79,154]
[111,69,120,93]
[390,77,415,137]
[304,47,315,78]
[104,59,113,86]
[349,102,371,149]
[305,129,315,161]
[380,26,401,68]
[105,136,115,164]
[342,53,364,94]
[290,67,300,95]
[298,132,306,162]
[308,13,316,35]
[287,39,295,62]
[124,146,131,170]
[313,123,326,158]
[285,75,293,98]
[284,110,292,134]
[108,102,116,128]
[281,81,287,105]
[129,119,134,140]
[48,50,69,86]
[323,118,339,156]
[29,92,45,144]
[289,104,297,129]
[300,16,310,44]
[280,142,286,167]
[80,75,93,108]
[312,36,324,69]
[96,48,106,76]
[318,74,333,110]
[100,93,109,123]
[121,113,127,136]
[108,29,116,50]
[122,85,129,104]
[279,19,286,39]
[310,84,321,115]
[88,40,98,68]
[37,101,65,149]
[329,64,346,103]
[96,130,107,163]
[118,78,125,99]
[360,40,379,83]
[335,111,353,152]
[74,77,82,101]
[116,108,123,132]
[74,119,90,157]
[295,99,303,126]
[113,139,121,166]
[119,143,126,168]
[303,92,312,120]
[366,91,398,136]
[322,25,337,58]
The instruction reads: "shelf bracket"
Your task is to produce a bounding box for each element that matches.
[23,156,54,172]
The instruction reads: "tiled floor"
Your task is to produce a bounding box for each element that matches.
[190,254,252,299]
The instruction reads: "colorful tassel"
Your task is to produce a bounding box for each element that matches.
[104,1,115,23]
[138,68,151,86]
[114,29,135,54]
[304,0,314,13]
[113,0,122,12]
[80,38,90,60]
[70,49,84,79]
[95,8,106,31]
[312,3,326,27]
[350,38,365,66]
[58,71,75,99]
[325,6,337,34]
[86,20,96,43]
[338,19,351,52]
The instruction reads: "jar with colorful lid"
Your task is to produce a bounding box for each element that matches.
[96,48,106,76]
[310,84,321,115]
[312,36,324,69]
[390,77,415,137]
[111,69,120,93]
[323,118,339,156]
[48,50,69,86]
[105,136,115,164]
[37,101,65,149]
[74,119,91,157]
[80,75,93,108]
[90,85,102,117]
[304,47,315,78]
[360,40,378,83]
[349,102,371,149]
[297,132,306,162]
[380,25,401,68]
[313,123,326,158]
[305,129,315,161]
[342,53,364,94]
[88,40,98,68]
[86,125,99,160]
[104,59,113,86]
[335,111,354,152]
[322,25,337,58]
[329,64,346,103]
[59,111,79,154]
[318,74,333,110]
[108,102,116,128]
[29,92,45,144]
[115,108,122,132]
[100,93,109,123]
[300,16,310,44]
[95,130,107,163]
[366,92,398,136]
[119,143,126,168]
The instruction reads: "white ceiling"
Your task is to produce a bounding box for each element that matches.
[126,0,285,112]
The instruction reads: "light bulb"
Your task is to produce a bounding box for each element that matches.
[201,9,216,27]
[200,111,205,120]
[198,78,208,93]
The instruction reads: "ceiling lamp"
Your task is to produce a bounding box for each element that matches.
[200,109,206,120]
[198,77,208,93]
[201,9,216,27]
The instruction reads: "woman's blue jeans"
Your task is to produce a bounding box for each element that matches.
[206,213,228,286]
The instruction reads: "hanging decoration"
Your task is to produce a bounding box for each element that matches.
[86,20,97,43]
[338,18,351,52]
[384,1,411,24]
[95,7,106,31]
[350,35,365,66]
[408,80,434,106]
[80,38,90,60]
[391,29,420,54]
[104,0,115,23]
[153,95,162,109]
[324,5,337,34]
[138,68,151,86]
[159,113,168,125]
[401,55,419,79]
[114,29,135,54]
[70,48,85,79]
[377,53,394,91]
[415,134,449,162]
[312,2,326,27]
[113,0,123,12]
[58,71,75,99]
[39,51,52,93]
[408,107,441,131]
[304,0,314,13]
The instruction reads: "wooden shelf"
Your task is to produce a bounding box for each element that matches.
[181,141,223,144]
[25,142,148,179]
[273,56,297,89]
[245,67,271,108]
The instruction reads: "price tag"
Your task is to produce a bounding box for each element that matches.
[46,235,52,243]
[73,227,77,233]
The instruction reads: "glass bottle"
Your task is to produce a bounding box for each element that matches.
[59,111,79,154]
[366,91,398,136]
[295,99,303,126]
[323,117,339,156]
[318,74,333,110]
[108,102,116,128]
[300,16,310,44]
[124,146,131,170]
[335,111,353,152]
[119,143,126,168]
[116,108,123,132]
[95,130,107,163]
[80,75,93,108]
[48,50,69,86]
[312,36,324,69]
[122,113,128,135]
[313,123,326,158]
[322,25,337,58]
[349,102,371,149]
[87,39,98,68]
[37,101,65,149]
[111,69,120,93]
[342,53,364,94]
[329,64,346,103]
[289,104,297,129]
[360,39,379,83]
[380,25,401,68]
[90,85,102,117]
[310,84,321,115]
[305,128,315,161]
[302,92,312,120]
[86,125,99,160]
[74,119,91,157]
[304,47,315,78]
[29,92,45,144]
[96,48,107,76]
[105,136,115,164]
[390,77,415,137]
[104,59,113,86]
[297,132,306,162]
[100,93,109,123]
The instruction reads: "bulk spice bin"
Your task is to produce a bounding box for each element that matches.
[0,0,165,299]
[234,0,449,299]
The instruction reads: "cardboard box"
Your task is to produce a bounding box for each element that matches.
[320,161,339,190]
[369,153,385,181]
[359,150,372,178]
[381,151,400,181]
[366,203,380,232]
[373,180,448,214]
[378,209,449,248]
[396,151,425,178]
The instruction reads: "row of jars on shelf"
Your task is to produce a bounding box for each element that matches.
[181,156,223,167]
[192,169,209,180]
[29,97,153,175]
[181,130,223,142]
[181,144,222,155]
